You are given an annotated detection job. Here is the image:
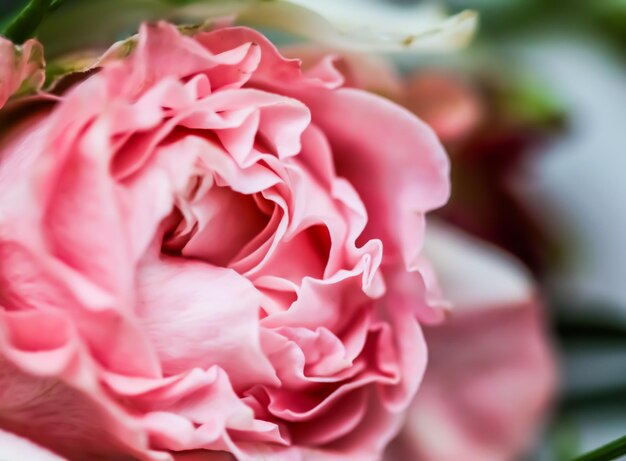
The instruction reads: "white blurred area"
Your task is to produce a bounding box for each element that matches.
[517,35,626,457]
[519,38,626,320]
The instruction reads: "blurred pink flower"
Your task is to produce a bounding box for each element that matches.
[404,71,484,143]
[0,22,449,460]
[385,223,556,461]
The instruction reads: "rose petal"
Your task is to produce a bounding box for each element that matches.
[0,310,168,461]
[391,302,555,461]
[292,87,450,271]
[136,255,278,390]
[387,226,555,461]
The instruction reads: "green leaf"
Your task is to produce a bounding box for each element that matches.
[501,77,567,128]
[570,434,626,461]
[551,419,580,461]
[0,0,63,43]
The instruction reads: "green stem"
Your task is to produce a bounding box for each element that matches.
[0,0,62,43]
[572,434,626,461]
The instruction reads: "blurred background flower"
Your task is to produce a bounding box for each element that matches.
[385,222,556,461]
[414,4,624,461]
[404,68,565,276]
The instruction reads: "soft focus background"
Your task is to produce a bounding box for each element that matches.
[388,1,626,458]
[1,0,624,460]
[426,2,626,459]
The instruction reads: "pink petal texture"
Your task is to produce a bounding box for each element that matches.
[280,46,403,100]
[0,37,45,109]
[385,224,556,461]
[276,86,450,274]
[0,22,450,460]
[288,50,455,324]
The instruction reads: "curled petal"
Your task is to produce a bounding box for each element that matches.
[281,46,403,99]
[292,87,450,271]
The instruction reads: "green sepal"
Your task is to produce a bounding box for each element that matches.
[0,0,64,43]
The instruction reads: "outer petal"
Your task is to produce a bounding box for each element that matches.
[386,224,556,461]
[292,87,450,271]
[0,37,45,110]
[279,46,403,99]
[0,310,169,461]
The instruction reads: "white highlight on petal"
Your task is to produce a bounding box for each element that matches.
[38,0,477,56]
[179,0,477,53]
[0,430,66,461]
[424,220,534,311]
[281,0,477,51]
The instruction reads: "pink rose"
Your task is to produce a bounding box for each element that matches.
[386,223,556,461]
[0,22,448,460]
